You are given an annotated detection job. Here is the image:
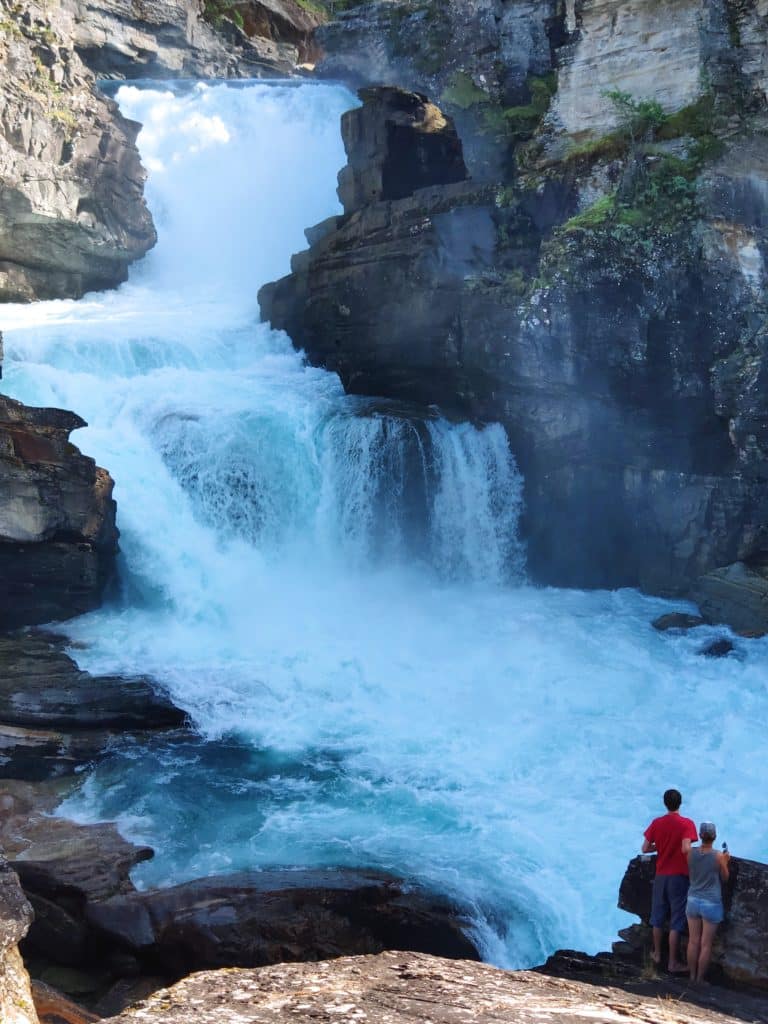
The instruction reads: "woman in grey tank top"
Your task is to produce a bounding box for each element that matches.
[686,821,730,983]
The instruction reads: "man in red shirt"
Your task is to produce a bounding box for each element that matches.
[642,788,698,973]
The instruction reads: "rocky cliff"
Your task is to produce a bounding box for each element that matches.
[0,396,118,628]
[0,0,156,302]
[59,0,322,81]
[262,0,768,600]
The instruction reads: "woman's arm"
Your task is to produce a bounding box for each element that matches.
[717,851,730,881]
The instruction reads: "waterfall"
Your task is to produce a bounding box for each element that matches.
[3,79,766,971]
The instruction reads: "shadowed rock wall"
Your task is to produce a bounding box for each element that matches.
[0,396,118,628]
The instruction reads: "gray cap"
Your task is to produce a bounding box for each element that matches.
[699,821,717,839]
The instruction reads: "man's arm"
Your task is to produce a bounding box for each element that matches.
[682,838,692,854]
[641,838,656,853]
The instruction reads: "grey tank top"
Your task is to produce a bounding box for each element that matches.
[688,847,722,903]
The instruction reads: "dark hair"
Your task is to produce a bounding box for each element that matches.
[663,789,682,811]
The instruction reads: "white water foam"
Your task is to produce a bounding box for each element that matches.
[2,80,767,969]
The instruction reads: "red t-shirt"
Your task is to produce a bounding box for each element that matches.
[644,812,698,875]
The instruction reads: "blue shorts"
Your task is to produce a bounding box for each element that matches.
[650,874,689,932]
[687,895,724,924]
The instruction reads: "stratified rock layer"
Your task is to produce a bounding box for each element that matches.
[86,869,479,974]
[0,633,187,777]
[0,0,155,302]
[0,396,118,628]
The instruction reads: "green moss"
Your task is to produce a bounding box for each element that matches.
[562,195,616,233]
[441,72,489,110]
[564,131,627,165]
[203,0,244,30]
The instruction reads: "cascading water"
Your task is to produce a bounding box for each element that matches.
[3,80,767,969]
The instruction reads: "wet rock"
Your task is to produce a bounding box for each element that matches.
[0,397,118,629]
[699,638,735,658]
[86,869,479,974]
[692,562,768,637]
[0,2,155,302]
[0,632,186,778]
[652,612,706,632]
[99,949,768,1024]
[619,854,768,989]
[0,633,185,731]
[1,780,152,921]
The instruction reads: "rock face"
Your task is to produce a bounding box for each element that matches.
[0,632,187,777]
[0,857,38,1024]
[262,0,768,596]
[60,0,311,80]
[619,854,768,989]
[0,0,156,302]
[86,869,479,974]
[0,397,119,628]
[101,950,768,1024]
[692,561,768,635]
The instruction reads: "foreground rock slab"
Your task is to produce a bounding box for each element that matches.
[103,950,768,1024]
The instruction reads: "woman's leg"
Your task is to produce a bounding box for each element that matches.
[686,915,702,981]
[696,919,719,982]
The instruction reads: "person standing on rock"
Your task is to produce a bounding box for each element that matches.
[686,821,730,984]
[642,788,698,973]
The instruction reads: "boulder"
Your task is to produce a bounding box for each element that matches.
[651,612,706,632]
[337,87,467,215]
[692,562,768,637]
[86,869,479,974]
[619,854,768,989]
[0,397,118,628]
[0,2,155,302]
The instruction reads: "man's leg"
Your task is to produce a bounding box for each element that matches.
[686,916,702,980]
[667,875,689,972]
[696,920,719,982]
[649,877,668,966]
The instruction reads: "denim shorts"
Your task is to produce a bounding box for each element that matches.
[687,895,724,924]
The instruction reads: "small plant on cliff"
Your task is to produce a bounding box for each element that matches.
[203,0,244,31]
[482,73,557,144]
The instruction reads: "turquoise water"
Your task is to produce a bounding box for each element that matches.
[3,80,766,969]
